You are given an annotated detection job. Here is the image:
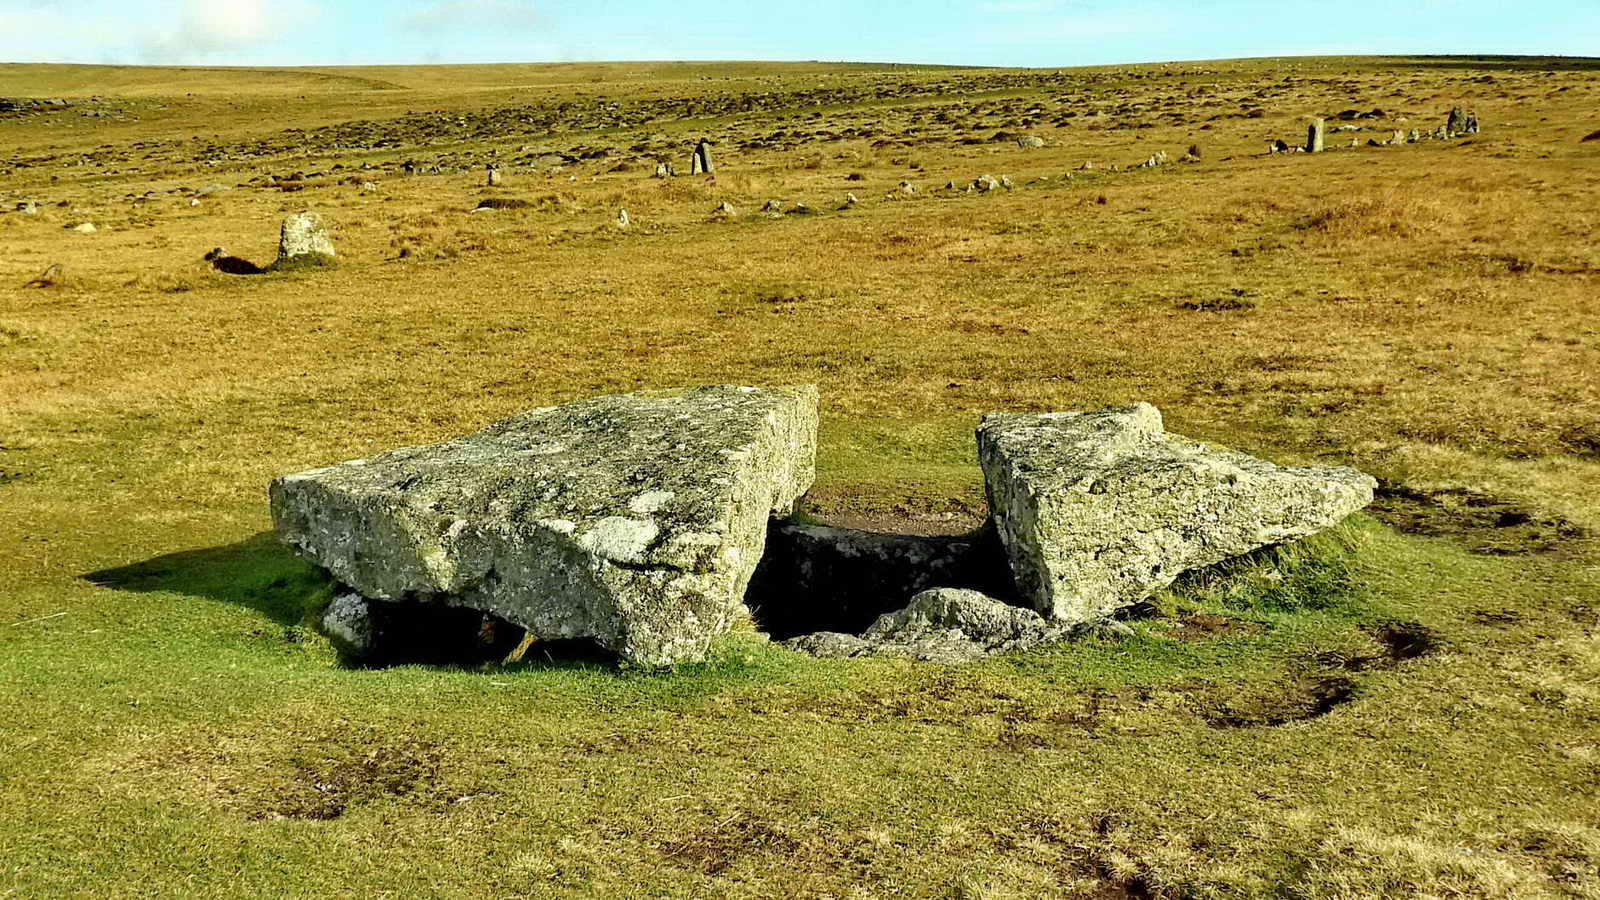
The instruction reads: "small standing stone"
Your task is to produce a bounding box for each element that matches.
[1306,117,1327,153]
[616,208,630,228]
[16,199,36,215]
[1393,129,1408,145]
[654,162,672,178]
[486,165,502,187]
[844,192,859,205]
[1447,106,1464,136]
[1464,112,1479,134]
[279,211,335,261]
[692,139,714,175]
[713,200,736,216]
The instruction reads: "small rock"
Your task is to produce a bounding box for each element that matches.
[1016,135,1045,148]
[67,222,96,233]
[16,200,36,215]
[322,591,376,657]
[844,192,858,205]
[616,208,630,228]
[713,200,737,215]
[786,588,1081,663]
[761,199,782,212]
[486,166,502,187]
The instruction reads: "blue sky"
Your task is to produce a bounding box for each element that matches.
[1,0,1595,68]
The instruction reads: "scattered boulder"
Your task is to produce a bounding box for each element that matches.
[278,211,335,261]
[67,222,96,234]
[1016,134,1045,148]
[713,200,737,216]
[977,403,1375,623]
[974,174,1000,192]
[271,385,819,666]
[785,588,1081,663]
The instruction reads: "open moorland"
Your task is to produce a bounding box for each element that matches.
[2,56,1599,897]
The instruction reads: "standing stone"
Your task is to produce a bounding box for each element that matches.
[278,211,335,261]
[1306,118,1327,153]
[692,139,715,175]
[977,403,1375,623]
[16,200,36,215]
[1393,129,1408,145]
[1447,106,1464,136]
[1409,129,1420,143]
[271,385,819,666]
[654,162,672,178]
[1465,112,1479,134]
[486,165,502,187]
[616,208,630,228]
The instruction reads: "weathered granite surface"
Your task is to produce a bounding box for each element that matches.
[785,587,1082,663]
[978,403,1375,622]
[272,385,817,665]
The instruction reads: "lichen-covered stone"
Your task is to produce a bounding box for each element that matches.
[271,385,818,665]
[278,211,335,260]
[978,403,1375,622]
[785,588,1080,663]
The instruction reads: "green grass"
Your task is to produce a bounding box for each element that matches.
[3,53,1599,896]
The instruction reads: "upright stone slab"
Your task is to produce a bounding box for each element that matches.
[278,211,335,260]
[1306,118,1326,153]
[1447,106,1464,136]
[977,403,1375,623]
[270,385,818,665]
[693,139,714,175]
[486,166,502,187]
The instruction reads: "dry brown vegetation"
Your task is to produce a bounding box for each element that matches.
[2,56,1599,897]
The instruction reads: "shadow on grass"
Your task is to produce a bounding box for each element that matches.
[82,531,329,628]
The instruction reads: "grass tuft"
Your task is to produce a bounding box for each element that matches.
[1159,518,1364,614]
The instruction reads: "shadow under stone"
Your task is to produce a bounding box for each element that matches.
[83,531,322,628]
[745,518,1016,639]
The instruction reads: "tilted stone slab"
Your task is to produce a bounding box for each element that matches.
[270,385,818,665]
[978,403,1375,622]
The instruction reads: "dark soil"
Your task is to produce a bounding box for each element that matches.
[1368,481,1587,556]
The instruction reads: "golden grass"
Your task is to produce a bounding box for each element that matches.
[2,55,1599,898]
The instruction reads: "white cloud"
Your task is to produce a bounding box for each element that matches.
[397,0,542,32]
[137,0,321,62]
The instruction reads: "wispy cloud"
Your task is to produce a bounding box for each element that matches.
[397,0,542,33]
[136,0,322,62]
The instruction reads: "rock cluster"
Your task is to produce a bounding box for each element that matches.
[273,391,1372,667]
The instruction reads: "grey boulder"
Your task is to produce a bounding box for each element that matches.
[271,385,818,665]
[978,403,1375,622]
[787,588,1080,664]
[278,211,335,260]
